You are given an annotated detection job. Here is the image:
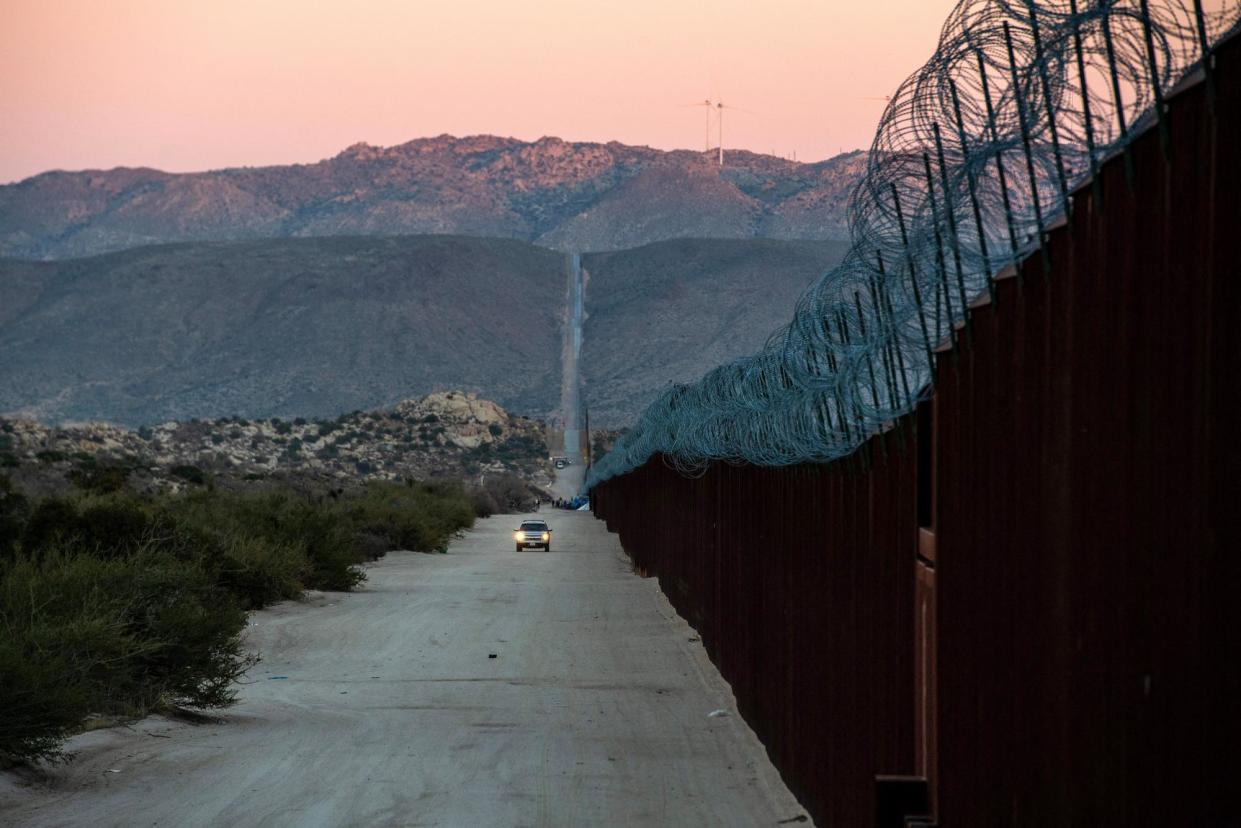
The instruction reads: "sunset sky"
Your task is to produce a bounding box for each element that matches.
[0,0,960,183]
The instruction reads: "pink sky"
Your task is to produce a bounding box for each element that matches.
[0,0,959,183]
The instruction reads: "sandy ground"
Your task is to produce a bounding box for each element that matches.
[1,510,808,827]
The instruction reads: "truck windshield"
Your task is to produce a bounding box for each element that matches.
[520,523,547,530]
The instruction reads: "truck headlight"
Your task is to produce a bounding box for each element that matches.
[513,531,521,541]
[542,532,550,541]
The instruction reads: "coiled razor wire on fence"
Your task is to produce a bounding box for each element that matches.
[587,0,1240,490]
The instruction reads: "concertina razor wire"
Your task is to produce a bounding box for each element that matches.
[587,0,1240,489]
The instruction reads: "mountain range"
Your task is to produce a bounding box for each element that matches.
[0,236,567,424]
[582,238,849,424]
[0,136,865,260]
[0,136,866,429]
[0,235,849,426]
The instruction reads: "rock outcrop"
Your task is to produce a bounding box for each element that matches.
[0,391,552,491]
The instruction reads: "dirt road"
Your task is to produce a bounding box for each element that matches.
[549,461,585,502]
[558,251,585,466]
[2,511,806,827]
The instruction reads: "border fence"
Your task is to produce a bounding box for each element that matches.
[590,10,1240,827]
[588,0,1240,487]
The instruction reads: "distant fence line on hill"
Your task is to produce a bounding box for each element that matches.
[588,0,1239,487]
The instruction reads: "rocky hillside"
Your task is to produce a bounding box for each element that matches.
[0,235,567,425]
[0,391,552,492]
[0,136,866,259]
[581,237,850,426]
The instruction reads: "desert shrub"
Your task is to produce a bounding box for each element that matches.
[107,549,251,711]
[488,424,503,437]
[18,494,155,562]
[272,419,292,435]
[479,473,532,513]
[0,469,486,764]
[35,450,66,464]
[167,490,362,594]
[339,481,475,555]
[171,465,207,485]
[0,547,250,764]
[76,497,156,556]
[469,486,500,518]
[16,498,78,556]
[69,462,130,494]
[0,555,135,763]
[0,475,29,561]
[213,532,307,610]
[351,531,390,561]
[265,496,363,590]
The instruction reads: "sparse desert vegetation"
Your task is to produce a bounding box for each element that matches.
[0,391,552,494]
[0,404,546,766]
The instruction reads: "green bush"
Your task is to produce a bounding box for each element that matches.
[478,473,533,513]
[17,493,155,563]
[166,490,362,595]
[160,497,306,609]
[0,547,251,764]
[0,475,30,561]
[469,487,500,517]
[0,471,487,764]
[170,464,207,485]
[339,481,475,555]
[69,462,130,494]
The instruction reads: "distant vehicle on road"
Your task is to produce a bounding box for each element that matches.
[552,456,570,469]
[514,519,552,552]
